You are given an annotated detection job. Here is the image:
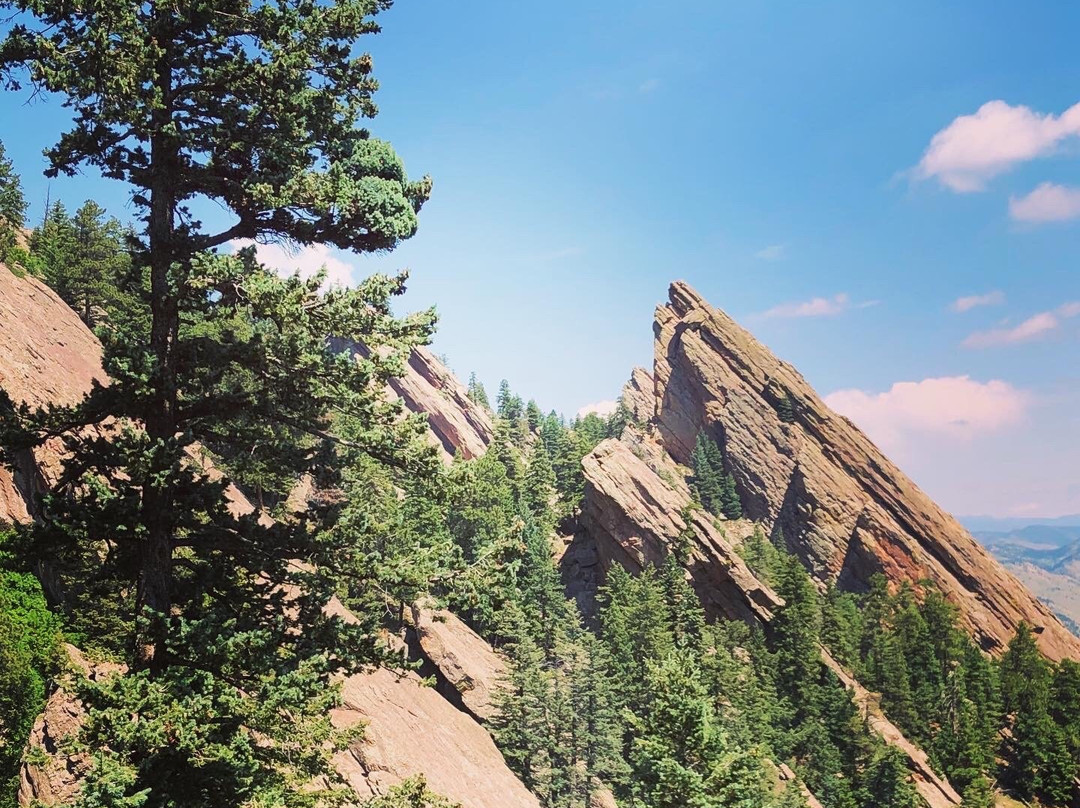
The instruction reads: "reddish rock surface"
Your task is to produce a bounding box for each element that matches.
[0,262,106,524]
[621,366,655,425]
[649,280,1080,661]
[581,437,777,625]
[407,604,506,724]
[387,346,493,463]
[332,667,539,808]
[579,435,963,808]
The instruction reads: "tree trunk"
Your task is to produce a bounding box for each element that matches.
[135,17,178,672]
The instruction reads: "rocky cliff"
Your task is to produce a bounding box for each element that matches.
[644,280,1080,661]
[0,262,107,524]
[579,433,962,808]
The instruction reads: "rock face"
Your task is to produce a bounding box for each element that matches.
[387,346,494,462]
[0,262,106,524]
[621,366,655,424]
[332,667,539,808]
[407,605,506,723]
[581,438,777,625]
[650,280,1080,662]
[579,435,962,808]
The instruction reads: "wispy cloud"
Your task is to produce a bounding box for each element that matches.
[755,244,786,261]
[915,100,1080,192]
[962,302,1080,348]
[950,291,1005,313]
[761,293,878,319]
[825,376,1031,450]
[638,78,661,94]
[577,400,618,418]
[231,240,355,287]
[1009,182,1080,222]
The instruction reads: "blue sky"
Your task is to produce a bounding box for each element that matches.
[2,1,1079,517]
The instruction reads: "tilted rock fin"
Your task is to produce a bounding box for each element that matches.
[651,280,1080,661]
[579,435,962,808]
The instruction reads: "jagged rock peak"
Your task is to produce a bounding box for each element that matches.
[649,280,1080,662]
[621,366,655,424]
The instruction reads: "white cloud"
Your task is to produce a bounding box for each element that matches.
[915,100,1080,192]
[962,302,1080,348]
[755,244,786,261]
[950,290,1004,313]
[231,240,356,287]
[1009,182,1080,222]
[577,400,618,418]
[825,376,1031,450]
[639,78,661,94]
[761,293,878,319]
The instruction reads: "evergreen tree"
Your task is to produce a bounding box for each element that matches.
[1000,623,1076,803]
[0,140,26,264]
[771,553,823,722]
[466,372,490,409]
[860,746,919,808]
[776,392,796,424]
[628,650,770,808]
[525,399,542,432]
[492,618,551,795]
[605,398,632,437]
[0,2,436,802]
[690,431,741,519]
[0,547,62,805]
[497,379,514,417]
[522,444,556,519]
[36,199,130,326]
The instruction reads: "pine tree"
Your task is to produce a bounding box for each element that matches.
[525,399,542,432]
[35,199,130,326]
[0,139,26,263]
[522,444,556,519]
[0,2,436,803]
[492,619,551,796]
[466,372,490,409]
[999,623,1075,803]
[772,553,823,722]
[628,650,770,808]
[690,431,741,519]
[497,379,514,417]
[860,746,919,808]
[776,392,796,424]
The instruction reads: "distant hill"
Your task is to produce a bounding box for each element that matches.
[968,520,1080,637]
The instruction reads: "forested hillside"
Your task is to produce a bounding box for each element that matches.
[1,2,1079,808]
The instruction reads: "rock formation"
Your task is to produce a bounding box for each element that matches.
[581,438,775,625]
[646,280,1080,661]
[16,646,123,808]
[387,346,494,462]
[620,366,655,424]
[406,604,506,723]
[332,666,538,808]
[579,434,962,808]
[0,262,106,524]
